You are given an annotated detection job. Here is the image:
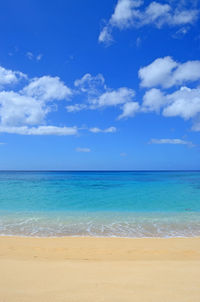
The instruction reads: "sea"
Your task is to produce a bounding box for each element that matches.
[0,171,200,238]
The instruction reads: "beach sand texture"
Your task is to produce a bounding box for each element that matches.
[0,236,200,302]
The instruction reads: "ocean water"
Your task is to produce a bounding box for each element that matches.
[0,171,200,237]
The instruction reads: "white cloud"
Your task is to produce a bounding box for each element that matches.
[139,57,200,88]
[143,2,198,27]
[139,57,200,131]
[0,91,47,126]
[109,0,142,29]
[163,87,200,119]
[118,101,139,119]
[142,88,166,113]
[69,74,136,118]
[0,66,26,88]
[89,126,117,133]
[91,87,135,108]
[0,66,138,136]
[141,86,200,131]
[0,65,77,136]
[66,104,87,112]
[0,126,77,136]
[74,73,105,94]
[139,56,178,88]
[76,147,91,152]
[98,26,113,44]
[99,0,199,44]
[67,84,136,119]
[144,2,170,23]
[22,76,72,102]
[149,138,193,146]
[0,142,5,145]
[171,9,198,25]
[173,61,200,85]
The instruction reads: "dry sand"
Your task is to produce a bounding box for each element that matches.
[0,236,200,302]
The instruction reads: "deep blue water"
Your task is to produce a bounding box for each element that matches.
[0,171,200,237]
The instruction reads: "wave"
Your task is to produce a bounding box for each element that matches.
[0,211,200,238]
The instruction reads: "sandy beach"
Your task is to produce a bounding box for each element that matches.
[0,236,199,302]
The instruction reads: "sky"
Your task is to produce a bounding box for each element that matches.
[0,0,200,170]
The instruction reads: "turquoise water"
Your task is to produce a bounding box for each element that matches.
[0,171,200,237]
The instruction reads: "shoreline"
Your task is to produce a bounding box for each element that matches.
[0,234,200,239]
[1,236,200,301]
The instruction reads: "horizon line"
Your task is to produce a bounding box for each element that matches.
[0,170,200,172]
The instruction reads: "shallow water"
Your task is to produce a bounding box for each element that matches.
[0,171,200,237]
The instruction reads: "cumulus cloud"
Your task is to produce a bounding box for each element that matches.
[0,91,47,126]
[141,86,200,128]
[0,76,72,129]
[173,61,200,85]
[109,0,142,29]
[70,74,136,112]
[139,56,200,131]
[89,126,117,133]
[139,56,178,88]
[0,66,139,135]
[68,74,136,119]
[139,57,200,88]
[149,138,194,146]
[76,147,91,152]
[163,87,200,119]
[99,0,199,44]
[0,65,77,136]
[118,101,139,119]
[90,87,135,108]
[142,88,166,113]
[0,66,26,88]
[67,84,137,118]
[21,76,72,102]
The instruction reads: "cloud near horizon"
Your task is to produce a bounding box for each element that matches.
[149,138,194,147]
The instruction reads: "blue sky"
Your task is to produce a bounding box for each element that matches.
[0,0,200,170]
